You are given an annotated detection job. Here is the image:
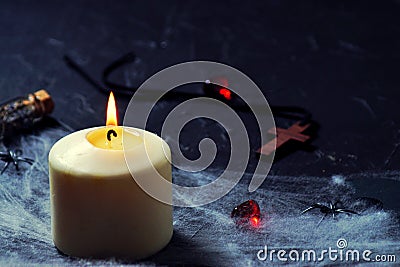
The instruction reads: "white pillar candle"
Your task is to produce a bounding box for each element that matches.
[48,93,172,259]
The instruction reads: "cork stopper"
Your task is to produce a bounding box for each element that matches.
[33,89,54,115]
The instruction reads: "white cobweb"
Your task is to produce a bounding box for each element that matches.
[0,128,399,266]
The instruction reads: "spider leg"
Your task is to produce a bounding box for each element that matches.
[1,162,10,175]
[302,203,327,214]
[0,156,10,163]
[24,159,35,164]
[17,157,35,165]
[336,209,359,215]
[317,213,328,227]
[302,206,317,214]
[12,158,20,171]
[301,203,325,214]
[14,149,23,156]
[7,150,19,170]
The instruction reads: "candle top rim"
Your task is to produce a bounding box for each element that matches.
[49,126,171,178]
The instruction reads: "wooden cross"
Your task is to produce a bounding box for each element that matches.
[257,121,311,156]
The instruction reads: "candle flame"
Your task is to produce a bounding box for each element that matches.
[106,92,118,126]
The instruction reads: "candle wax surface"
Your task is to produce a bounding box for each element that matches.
[86,126,142,150]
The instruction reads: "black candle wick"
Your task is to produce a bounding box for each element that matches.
[107,129,117,141]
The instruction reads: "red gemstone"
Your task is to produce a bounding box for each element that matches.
[231,200,261,226]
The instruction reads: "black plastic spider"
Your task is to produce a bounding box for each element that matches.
[0,149,34,175]
[301,201,359,226]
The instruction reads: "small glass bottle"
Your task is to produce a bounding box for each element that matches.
[0,89,54,139]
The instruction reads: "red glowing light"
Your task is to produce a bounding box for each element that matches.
[250,216,260,227]
[219,88,232,100]
[231,200,261,228]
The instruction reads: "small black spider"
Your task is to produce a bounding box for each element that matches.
[0,149,35,175]
[301,201,359,226]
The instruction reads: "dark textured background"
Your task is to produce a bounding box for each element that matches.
[1,0,400,265]
[2,0,400,175]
